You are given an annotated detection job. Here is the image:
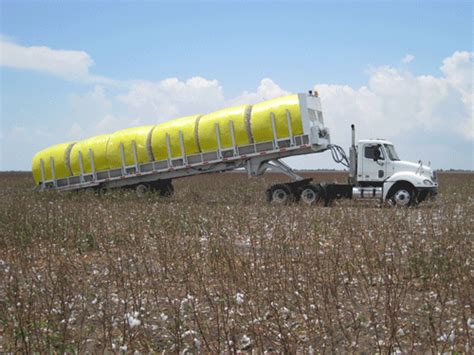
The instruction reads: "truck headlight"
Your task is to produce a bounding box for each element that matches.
[423,179,433,185]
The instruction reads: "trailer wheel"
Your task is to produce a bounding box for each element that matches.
[135,183,150,198]
[300,184,323,205]
[97,186,112,196]
[267,184,294,204]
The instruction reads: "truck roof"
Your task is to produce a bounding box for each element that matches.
[358,139,394,145]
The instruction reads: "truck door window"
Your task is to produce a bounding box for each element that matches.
[364,145,384,160]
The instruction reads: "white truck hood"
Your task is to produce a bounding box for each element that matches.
[392,160,434,180]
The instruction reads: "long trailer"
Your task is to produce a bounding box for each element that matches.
[33,91,438,207]
[34,92,330,194]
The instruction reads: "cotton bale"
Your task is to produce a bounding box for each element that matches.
[106,126,154,169]
[198,104,252,152]
[151,115,201,160]
[70,134,111,175]
[31,142,76,184]
[250,94,303,143]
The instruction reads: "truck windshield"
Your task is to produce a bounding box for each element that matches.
[384,144,400,161]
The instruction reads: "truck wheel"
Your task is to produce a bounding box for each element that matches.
[268,184,293,204]
[135,183,150,198]
[389,186,414,207]
[300,184,323,205]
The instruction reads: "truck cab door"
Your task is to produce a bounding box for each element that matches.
[359,144,388,183]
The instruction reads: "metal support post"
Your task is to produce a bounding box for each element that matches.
[270,112,278,149]
[78,151,85,183]
[179,130,187,165]
[120,143,126,176]
[215,123,222,159]
[286,109,295,146]
[165,133,172,168]
[49,157,57,187]
[132,140,139,172]
[267,159,303,181]
[89,148,97,181]
[229,120,238,156]
[40,159,46,189]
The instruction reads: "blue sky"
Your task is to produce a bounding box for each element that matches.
[1,0,473,170]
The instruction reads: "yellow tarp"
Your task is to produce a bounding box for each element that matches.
[250,94,303,143]
[70,134,111,175]
[32,142,75,184]
[198,104,251,152]
[151,115,201,160]
[107,126,154,169]
[32,94,307,184]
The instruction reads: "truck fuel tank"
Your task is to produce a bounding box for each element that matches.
[352,187,382,199]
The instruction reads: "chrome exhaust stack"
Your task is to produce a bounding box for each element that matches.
[348,124,357,184]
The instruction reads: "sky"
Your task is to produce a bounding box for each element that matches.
[0,0,473,171]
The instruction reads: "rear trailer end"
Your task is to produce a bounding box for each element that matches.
[33,92,330,196]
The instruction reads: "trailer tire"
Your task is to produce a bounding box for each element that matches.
[97,186,112,196]
[267,184,294,204]
[135,183,150,198]
[300,184,324,205]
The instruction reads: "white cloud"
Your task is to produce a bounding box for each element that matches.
[0,38,112,84]
[441,51,473,109]
[316,51,473,148]
[116,77,288,127]
[118,76,225,122]
[93,114,143,135]
[228,78,289,105]
[70,85,112,112]
[402,54,415,64]
[67,122,85,140]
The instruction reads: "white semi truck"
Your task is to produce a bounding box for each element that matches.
[33,91,438,206]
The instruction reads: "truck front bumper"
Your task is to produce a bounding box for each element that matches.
[417,185,438,202]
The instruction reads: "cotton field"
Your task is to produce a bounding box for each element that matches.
[0,171,472,352]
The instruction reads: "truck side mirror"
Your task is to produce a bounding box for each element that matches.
[373,146,381,161]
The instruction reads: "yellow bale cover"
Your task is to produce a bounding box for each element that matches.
[151,115,201,160]
[250,94,303,143]
[106,126,154,169]
[198,104,251,152]
[31,142,75,184]
[70,134,111,175]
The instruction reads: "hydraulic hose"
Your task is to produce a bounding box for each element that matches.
[327,144,350,168]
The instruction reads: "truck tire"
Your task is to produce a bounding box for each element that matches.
[300,184,324,205]
[388,184,415,207]
[267,184,294,204]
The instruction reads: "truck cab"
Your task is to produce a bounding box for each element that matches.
[353,139,438,206]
